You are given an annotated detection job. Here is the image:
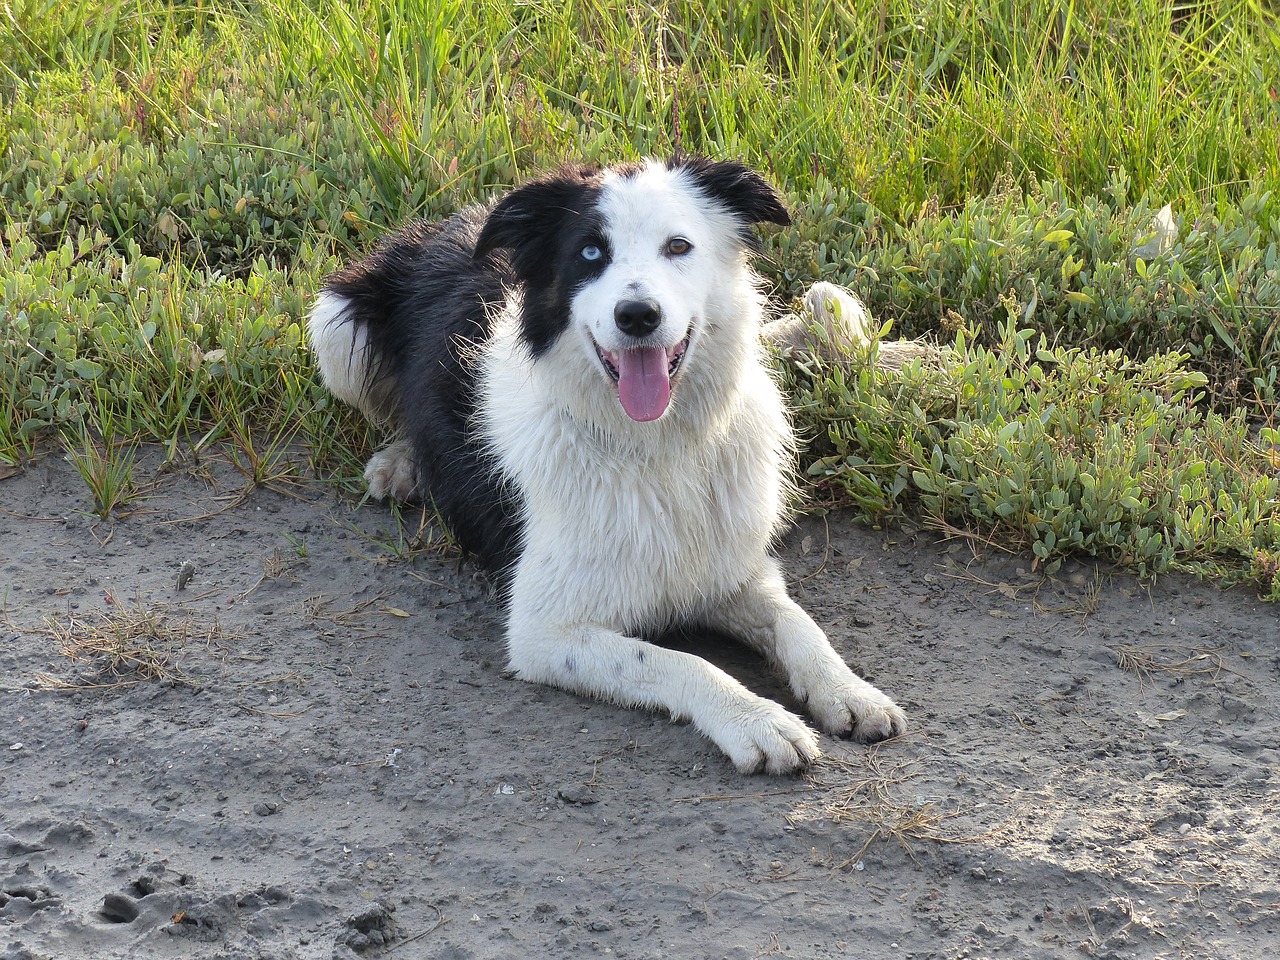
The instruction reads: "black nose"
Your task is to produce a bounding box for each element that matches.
[614,298,662,337]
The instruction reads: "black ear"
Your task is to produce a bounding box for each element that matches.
[669,155,791,227]
[473,165,601,266]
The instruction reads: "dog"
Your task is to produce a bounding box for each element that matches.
[307,155,905,774]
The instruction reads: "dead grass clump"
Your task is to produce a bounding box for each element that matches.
[31,600,226,690]
[226,546,309,604]
[302,590,417,635]
[1107,643,1235,683]
[787,753,955,866]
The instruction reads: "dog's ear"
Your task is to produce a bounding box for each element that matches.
[473,166,601,268]
[670,155,791,228]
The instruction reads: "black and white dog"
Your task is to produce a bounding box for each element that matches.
[308,156,905,774]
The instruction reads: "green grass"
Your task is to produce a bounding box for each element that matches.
[2,0,1278,595]
[62,410,139,520]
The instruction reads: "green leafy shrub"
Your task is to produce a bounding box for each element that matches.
[0,224,324,454]
[0,72,398,274]
[785,318,1280,594]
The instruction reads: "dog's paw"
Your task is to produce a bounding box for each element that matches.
[800,668,907,744]
[706,697,822,775]
[364,442,418,501]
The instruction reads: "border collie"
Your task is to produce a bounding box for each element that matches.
[308,156,905,774]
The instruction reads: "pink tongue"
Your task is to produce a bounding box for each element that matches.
[616,346,671,422]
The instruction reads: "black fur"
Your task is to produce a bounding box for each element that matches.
[324,206,523,573]
[473,165,606,358]
[667,154,791,243]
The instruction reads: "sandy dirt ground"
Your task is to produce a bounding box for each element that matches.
[2,448,1278,960]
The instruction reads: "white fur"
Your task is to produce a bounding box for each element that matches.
[475,162,904,773]
[803,280,874,347]
[363,438,418,501]
[307,292,373,411]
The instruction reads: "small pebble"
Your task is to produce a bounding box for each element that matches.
[556,783,597,805]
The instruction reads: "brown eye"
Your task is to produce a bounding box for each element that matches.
[666,237,692,256]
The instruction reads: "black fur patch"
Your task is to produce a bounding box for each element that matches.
[473,165,604,358]
[666,154,791,246]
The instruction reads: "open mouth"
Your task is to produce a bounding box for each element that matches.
[594,337,688,383]
[592,336,690,422]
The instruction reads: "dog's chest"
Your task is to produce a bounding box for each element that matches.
[511,418,785,627]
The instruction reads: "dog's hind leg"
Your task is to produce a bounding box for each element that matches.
[761,282,873,358]
[307,291,401,425]
[308,292,419,500]
[703,563,906,743]
[504,621,822,775]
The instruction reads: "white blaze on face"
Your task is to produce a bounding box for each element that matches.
[571,162,740,423]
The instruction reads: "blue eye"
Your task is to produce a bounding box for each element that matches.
[581,244,603,262]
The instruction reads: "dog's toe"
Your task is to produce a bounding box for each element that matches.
[803,671,907,744]
[364,441,418,501]
[847,696,907,743]
[717,699,822,775]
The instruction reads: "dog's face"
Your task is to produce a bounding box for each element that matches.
[474,156,789,423]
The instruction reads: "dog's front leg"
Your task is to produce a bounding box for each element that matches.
[505,622,822,774]
[705,564,907,743]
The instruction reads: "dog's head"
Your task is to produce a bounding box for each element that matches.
[473,156,789,423]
